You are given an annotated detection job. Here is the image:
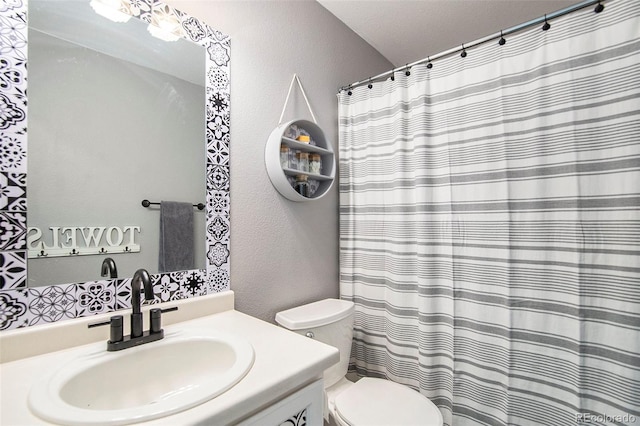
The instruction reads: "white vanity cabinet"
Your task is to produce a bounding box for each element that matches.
[265,119,336,201]
[237,379,324,426]
[0,293,338,426]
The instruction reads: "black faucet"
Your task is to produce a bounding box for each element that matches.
[130,268,154,338]
[87,268,178,351]
[100,257,118,279]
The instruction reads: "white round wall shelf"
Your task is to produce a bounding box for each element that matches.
[265,119,335,202]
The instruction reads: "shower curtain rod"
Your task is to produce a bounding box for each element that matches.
[339,0,605,93]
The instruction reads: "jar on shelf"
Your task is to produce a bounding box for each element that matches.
[296,152,309,172]
[309,153,322,174]
[294,174,310,197]
[280,144,290,168]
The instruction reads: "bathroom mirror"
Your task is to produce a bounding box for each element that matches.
[26,0,207,287]
[0,0,229,331]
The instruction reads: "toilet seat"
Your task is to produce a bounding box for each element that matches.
[333,378,443,426]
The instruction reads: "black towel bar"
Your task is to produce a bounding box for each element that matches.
[141,199,205,210]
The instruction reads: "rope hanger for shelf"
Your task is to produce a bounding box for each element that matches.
[278,73,318,125]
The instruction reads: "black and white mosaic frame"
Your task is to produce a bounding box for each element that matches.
[0,0,231,331]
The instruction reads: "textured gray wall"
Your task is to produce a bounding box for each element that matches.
[167,0,392,322]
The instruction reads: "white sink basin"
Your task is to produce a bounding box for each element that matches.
[28,328,254,425]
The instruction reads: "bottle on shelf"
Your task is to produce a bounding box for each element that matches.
[296,152,309,172]
[280,144,290,168]
[309,153,321,174]
[297,128,311,144]
[294,175,310,197]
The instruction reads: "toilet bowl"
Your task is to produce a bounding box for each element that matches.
[276,299,443,426]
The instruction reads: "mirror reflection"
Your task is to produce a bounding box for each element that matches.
[27,0,206,287]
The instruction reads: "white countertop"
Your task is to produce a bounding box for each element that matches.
[0,291,339,425]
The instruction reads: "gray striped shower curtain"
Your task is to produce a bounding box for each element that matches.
[338,1,640,425]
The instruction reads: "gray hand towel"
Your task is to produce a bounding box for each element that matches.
[159,201,194,273]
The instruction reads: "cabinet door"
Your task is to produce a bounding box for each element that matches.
[236,379,324,426]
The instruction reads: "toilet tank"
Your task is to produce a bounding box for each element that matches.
[275,299,355,388]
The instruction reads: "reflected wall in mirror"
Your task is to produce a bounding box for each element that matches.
[0,0,231,331]
[27,0,206,286]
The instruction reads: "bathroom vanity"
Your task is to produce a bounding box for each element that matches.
[0,291,338,425]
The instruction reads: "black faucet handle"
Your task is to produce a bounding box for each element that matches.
[150,306,178,334]
[88,315,124,343]
[150,308,162,334]
[109,315,124,343]
[88,314,123,329]
[88,319,111,329]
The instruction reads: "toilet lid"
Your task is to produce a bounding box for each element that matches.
[334,378,443,426]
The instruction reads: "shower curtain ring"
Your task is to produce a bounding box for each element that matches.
[405,64,411,76]
[461,44,467,58]
[594,1,604,13]
[499,31,506,46]
[542,14,551,31]
[426,56,433,69]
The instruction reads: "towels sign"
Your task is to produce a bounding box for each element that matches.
[27,226,141,258]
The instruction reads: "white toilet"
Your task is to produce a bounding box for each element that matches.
[276,299,443,426]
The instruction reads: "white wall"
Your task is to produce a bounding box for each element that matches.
[166,0,392,322]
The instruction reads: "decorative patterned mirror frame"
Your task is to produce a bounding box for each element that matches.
[0,0,231,330]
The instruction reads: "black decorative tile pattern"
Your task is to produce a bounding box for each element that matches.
[153,272,185,303]
[182,16,206,42]
[181,269,207,298]
[0,0,231,331]
[208,267,230,294]
[0,2,28,161]
[0,250,26,290]
[0,172,26,211]
[0,289,28,330]
[0,211,26,250]
[208,215,230,242]
[207,242,230,268]
[207,164,230,191]
[208,191,230,217]
[207,135,230,166]
[27,284,76,326]
[115,278,132,311]
[0,132,26,171]
[279,408,307,426]
[76,281,116,317]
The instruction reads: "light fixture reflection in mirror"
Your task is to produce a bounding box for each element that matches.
[90,0,131,23]
[147,23,180,42]
[147,4,184,42]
